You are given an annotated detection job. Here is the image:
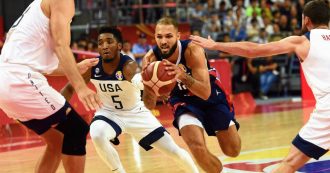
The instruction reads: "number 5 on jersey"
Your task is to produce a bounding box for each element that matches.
[111,95,123,109]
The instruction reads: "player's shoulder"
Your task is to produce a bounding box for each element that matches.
[281,35,307,43]
[145,49,157,61]
[184,39,205,57]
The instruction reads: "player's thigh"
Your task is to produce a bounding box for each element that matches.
[215,124,241,153]
[206,104,241,152]
[0,69,65,120]
[124,108,166,150]
[294,111,330,160]
[178,113,207,148]
[125,107,162,136]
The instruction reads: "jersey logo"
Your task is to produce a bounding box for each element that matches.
[115,71,123,81]
[94,68,101,77]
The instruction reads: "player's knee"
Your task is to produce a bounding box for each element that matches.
[222,146,240,157]
[56,108,89,156]
[187,140,208,157]
[89,124,105,143]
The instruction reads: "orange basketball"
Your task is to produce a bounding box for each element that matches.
[142,61,177,96]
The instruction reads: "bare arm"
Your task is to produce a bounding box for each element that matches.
[164,43,211,100]
[183,43,211,100]
[47,58,99,76]
[50,0,101,110]
[190,35,305,59]
[123,61,138,82]
[142,50,158,109]
[61,69,92,101]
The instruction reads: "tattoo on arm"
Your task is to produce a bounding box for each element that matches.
[181,73,195,88]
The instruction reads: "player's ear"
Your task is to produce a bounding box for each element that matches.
[177,32,181,40]
[118,42,122,50]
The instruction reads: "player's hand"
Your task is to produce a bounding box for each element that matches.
[77,58,99,74]
[76,87,102,111]
[189,35,217,50]
[163,59,185,82]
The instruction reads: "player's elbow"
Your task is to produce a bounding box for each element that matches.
[200,88,211,100]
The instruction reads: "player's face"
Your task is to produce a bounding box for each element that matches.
[98,33,121,60]
[155,24,180,58]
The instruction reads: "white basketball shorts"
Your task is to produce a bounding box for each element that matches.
[0,63,65,121]
[93,102,163,141]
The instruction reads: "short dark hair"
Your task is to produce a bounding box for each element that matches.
[156,17,178,30]
[98,26,123,44]
[303,0,330,25]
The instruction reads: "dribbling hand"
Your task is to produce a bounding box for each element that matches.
[163,59,185,83]
[77,87,102,111]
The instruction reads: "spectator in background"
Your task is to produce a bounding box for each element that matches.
[246,0,261,17]
[232,0,245,17]
[246,11,265,29]
[256,28,269,44]
[230,20,247,41]
[121,40,135,60]
[202,12,221,40]
[132,33,152,68]
[87,41,97,52]
[218,33,233,59]
[190,3,206,31]
[260,0,273,21]
[263,17,274,36]
[191,29,202,36]
[232,7,247,29]
[248,56,279,100]
[247,18,260,42]
[278,14,290,32]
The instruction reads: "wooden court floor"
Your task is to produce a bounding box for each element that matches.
[0,100,329,173]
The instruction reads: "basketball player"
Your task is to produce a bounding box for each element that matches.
[61,27,199,173]
[0,0,102,173]
[142,17,241,173]
[190,0,330,172]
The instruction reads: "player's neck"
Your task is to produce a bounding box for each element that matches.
[102,54,121,70]
[313,25,329,30]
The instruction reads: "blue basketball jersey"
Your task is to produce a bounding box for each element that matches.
[153,40,238,136]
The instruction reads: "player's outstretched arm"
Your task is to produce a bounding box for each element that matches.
[61,69,92,101]
[123,60,138,82]
[190,35,303,59]
[47,58,99,76]
[50,0,101,111]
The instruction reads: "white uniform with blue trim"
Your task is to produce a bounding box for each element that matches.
[90,54,163,149]
[295,29,330,158]
[0,0,65,121]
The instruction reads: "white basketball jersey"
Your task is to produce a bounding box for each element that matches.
[0,0,59,74]
[301,29,330,98]
[90,54,142,111]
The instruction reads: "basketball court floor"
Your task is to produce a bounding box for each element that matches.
[0,98,329,173]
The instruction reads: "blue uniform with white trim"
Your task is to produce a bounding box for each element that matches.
[153,40,239,136]
[90,53,167,150]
